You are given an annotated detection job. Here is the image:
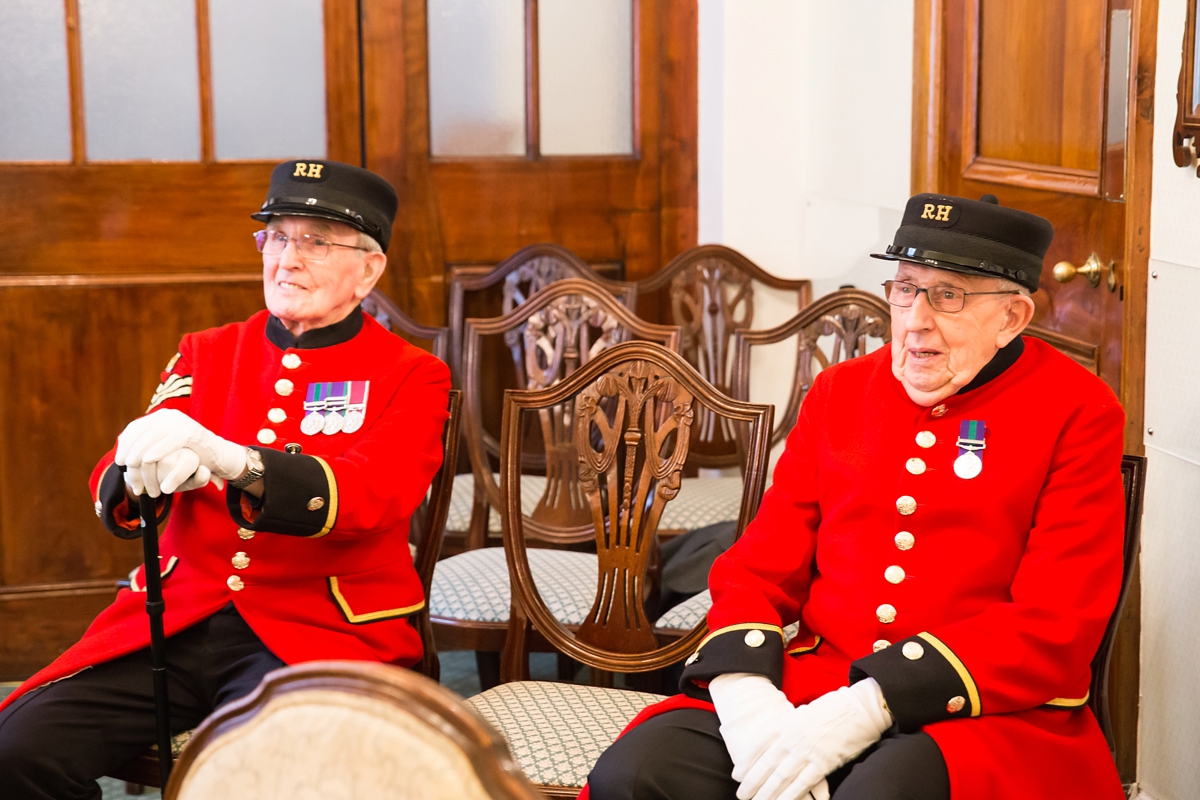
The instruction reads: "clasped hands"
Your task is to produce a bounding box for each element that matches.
[709,673,893,800]
[116,409,247,497]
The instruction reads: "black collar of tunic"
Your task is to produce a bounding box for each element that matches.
[956,334,1024,395]
[266,305,364,350]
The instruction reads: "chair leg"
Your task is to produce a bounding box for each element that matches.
[475,650,501,691]
[556,652,578,682]
[125,783,145,795]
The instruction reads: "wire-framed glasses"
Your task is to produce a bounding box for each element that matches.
[882,280,1020,314]
[253,229,369,261]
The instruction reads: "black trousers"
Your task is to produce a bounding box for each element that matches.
[588,708,950,800]
[0,604,284,800]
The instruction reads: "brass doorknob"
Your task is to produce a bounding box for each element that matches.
[1052,254,1103,288]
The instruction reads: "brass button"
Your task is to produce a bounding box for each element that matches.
[931,404,948,418]
[876,604,897,624]
[237,527,255,540]
[232,552,250,570]
[906,458,926,475]
[902,642,925,660]
[896,496,917,515]
[285,443,302,454]
[307,497,325,511]
[267,407,287,424]
[885,565,906,584]
[686,652,700,666]
[282,353,301,369]
[274,378,294,396]
[227,575,245,592]
[257,428,277,445]
[744,630,766,648]
[947,696,966,713]
[873,639,891,652]
[915,431,936,448]
[894,531,915,551]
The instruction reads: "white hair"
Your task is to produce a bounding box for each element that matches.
[357,231,383,254]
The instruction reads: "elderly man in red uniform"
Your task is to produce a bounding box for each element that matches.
[0,160,450,799]
[587,194,1126,800]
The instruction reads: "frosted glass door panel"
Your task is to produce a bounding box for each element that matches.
[539,0,632,155]
[0,1,72,161]
[79,0,201,161]
[428,0,525,157]
[209,0,326,160]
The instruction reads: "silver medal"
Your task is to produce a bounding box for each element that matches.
[954,451,983,480]
[300,412,325,436]
[322,411,344,435]
[342,409,364,434]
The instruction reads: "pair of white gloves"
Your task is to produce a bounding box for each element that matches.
[709,673,893,800]
[115,409,248,497]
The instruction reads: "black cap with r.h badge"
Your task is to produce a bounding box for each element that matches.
[871,193,1054,293]
[252,159,399,252]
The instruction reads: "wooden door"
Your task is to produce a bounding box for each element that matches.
[913,0,1157,782]
[0,1,362,679]
[359,0,698,327]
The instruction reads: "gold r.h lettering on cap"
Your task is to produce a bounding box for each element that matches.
[921,203,953,221]
[293,162,324,178]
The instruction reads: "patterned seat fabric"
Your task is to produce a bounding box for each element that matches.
[445,473,549,533]
[430,548,598,624]
[654,590,800,642]
[466,681,665,789]
[659,476,744,531]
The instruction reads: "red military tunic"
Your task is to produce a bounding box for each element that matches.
[602,336,1127,800]
[0,308,450,714]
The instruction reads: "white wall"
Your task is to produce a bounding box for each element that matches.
[698,0,913,299]
[1138,2,1200,798]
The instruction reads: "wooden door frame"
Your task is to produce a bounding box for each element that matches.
[910,0,1157,783]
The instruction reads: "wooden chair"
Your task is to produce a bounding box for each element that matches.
[110,389,463,789]
[653,291,890,637]
[430,281,681,687]
[362,288,450,362]
[443,245,639,554]
[163,661,540,800]
[461,341,773,797]
[635,245,812,534]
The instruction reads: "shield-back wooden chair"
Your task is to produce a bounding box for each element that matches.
[654,288,890,638]
[430,281,680,688]
[461,342,773,797]
[163,661,540,800]
[362,288,450,363]
[635,245,811,535]
[443,244,639,555]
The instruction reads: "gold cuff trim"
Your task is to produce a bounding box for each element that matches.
[129,556,179,593]
[1044,692,1090,708]
[916,631,981,717]
[786,634,823,656]
[328,577,425,623]
[308,456,339,538]
[697,622,785,652]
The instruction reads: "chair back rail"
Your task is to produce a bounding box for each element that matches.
[730,289,891,457]
[448,243,638,385]
[463,280,682,546]
[164,661,540,800]
[636,245,812,468]
[363,288,450,362]
[498,342,773,680]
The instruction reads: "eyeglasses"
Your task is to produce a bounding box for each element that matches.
[882,280,1020,314]
[253,229,369,261]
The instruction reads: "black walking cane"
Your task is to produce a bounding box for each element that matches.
[137,492,174,788]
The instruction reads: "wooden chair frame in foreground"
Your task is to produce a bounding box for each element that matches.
[164,661,540,800]
[498,341,774,683]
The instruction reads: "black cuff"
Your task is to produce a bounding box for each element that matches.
[849,632,979,732]
[98,464,171,539]
[226,448,337,537]
[679,624,785,700]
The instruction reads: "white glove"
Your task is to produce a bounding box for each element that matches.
[738,679,893,800]
[123,447,221,497]
[710,674,795,784]
[116,409,246,483]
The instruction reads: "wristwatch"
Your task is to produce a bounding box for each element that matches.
[229,447,266,489]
